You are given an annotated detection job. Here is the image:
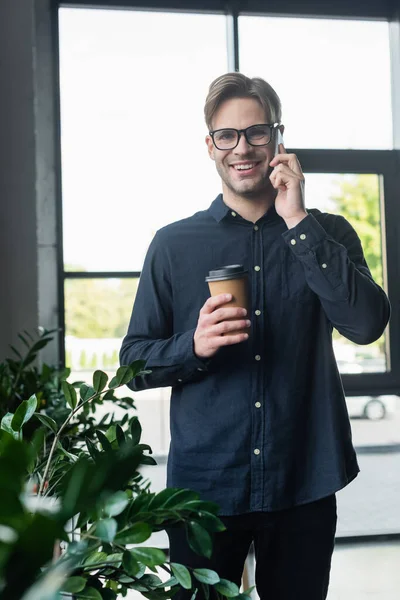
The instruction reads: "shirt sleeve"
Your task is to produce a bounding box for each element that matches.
[281,213,390,344]
[119,231,209,391]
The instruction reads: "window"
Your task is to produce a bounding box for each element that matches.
[239,16,393,150]
[59,6,228,454]
[305,173,387,374]
[59,8,227,272]
[58,3,400,541]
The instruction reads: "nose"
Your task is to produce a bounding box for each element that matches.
[234,132,253,153]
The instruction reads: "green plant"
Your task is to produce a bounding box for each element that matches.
[0,330,137,470]
[0,334,254,600]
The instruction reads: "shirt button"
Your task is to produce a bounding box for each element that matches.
[253,225,259,231]
[255,355,261,361]
[254,265,261,272]
[290,239,297,245]
[300,233,307,240]
[177,379,183,383]
[197,367,205,372]
[322,263,327,269]
[231,211,237,217]
[254,448,260,455]
[255,310,261,316]
[255,402,261,408]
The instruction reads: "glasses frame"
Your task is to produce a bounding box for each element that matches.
[209,122,280,150]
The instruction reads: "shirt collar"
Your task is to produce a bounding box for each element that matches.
[208,193,281,224]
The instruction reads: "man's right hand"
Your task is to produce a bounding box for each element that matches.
[193,294,251,359]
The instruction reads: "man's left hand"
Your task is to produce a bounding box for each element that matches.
[269,144,307,229]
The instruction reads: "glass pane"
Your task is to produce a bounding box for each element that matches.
[239,16,392,150]
[305,173,387,373]
[337,391,400,536]
[64,277,170,455]
[59,8,227,272]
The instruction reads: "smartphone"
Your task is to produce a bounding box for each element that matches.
[274,128,284,156]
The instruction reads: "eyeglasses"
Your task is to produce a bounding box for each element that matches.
[209,123,280,151]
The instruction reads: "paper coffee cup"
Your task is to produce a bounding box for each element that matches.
[205,265,249,335]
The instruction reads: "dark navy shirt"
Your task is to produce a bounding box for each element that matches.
[120,194,390,515]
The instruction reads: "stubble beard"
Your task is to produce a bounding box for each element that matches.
[218,162,273,200]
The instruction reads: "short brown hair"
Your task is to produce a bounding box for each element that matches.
[204,72,282,130]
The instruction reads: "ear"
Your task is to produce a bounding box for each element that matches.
[205,135,215,161]
[279,124,285,135]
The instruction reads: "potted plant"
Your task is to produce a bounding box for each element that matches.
[0,331,254,600]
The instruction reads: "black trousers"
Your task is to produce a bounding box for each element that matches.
[167,494,337,600]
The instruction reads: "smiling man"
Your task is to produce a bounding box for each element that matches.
[120,73,390,600]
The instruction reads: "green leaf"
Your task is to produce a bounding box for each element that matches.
[96,430,112,452]
[29,338,49,353]
[62,576,87,593]
[122,550,141,577]
[10,344,22,359]
[86,437,100,461]
[171,563,192,590]
[197,511,226,533]
[242,586,256,596]
[10,395,37,432]
[108,377,119,389]
[140,454,157,466]
[26,394,38,421]
[1,413,19,439]
[18,332,30,348]
[131,547,166,568]
[214,579,240,597]
[193,569,220,585]
[105,425,116,443]
[78,587,103,600]
[201,582,210,600]
[130,417,142,445]
[95,518,117,543]
[176,499,220,513]
[163,489,199,509]
[80,383,96,402]
[58,367,71,381]
[186,521,212,559]
[129,359,147,376]
[11,396,36,431]
[114,522,152,545]
[155,576,178,588]
[57,441,79,462]
[83,551,108,566]
[116,366,134,386]
[62,380,77,409]
[93,370,109,393]
[149,487,187,510]
[34,412,58,434]
[104,491,130,517]
[115,425,125,447]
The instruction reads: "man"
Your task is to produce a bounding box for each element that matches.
[120,73,390,599]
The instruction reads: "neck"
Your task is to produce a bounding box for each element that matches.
[221,185,276,223]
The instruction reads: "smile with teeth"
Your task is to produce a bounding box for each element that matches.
[232,162,258,171]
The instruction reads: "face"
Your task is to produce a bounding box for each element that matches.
[206,97,276,201]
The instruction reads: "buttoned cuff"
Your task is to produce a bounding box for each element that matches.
[173,329,211,385]
[282,213,328,254]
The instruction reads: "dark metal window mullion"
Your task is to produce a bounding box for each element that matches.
[225,2,240,72]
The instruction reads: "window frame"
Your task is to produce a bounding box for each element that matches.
[56,1,400,398]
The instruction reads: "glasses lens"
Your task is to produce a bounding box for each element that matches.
[246,125,271,145]
[213,129,238,149]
